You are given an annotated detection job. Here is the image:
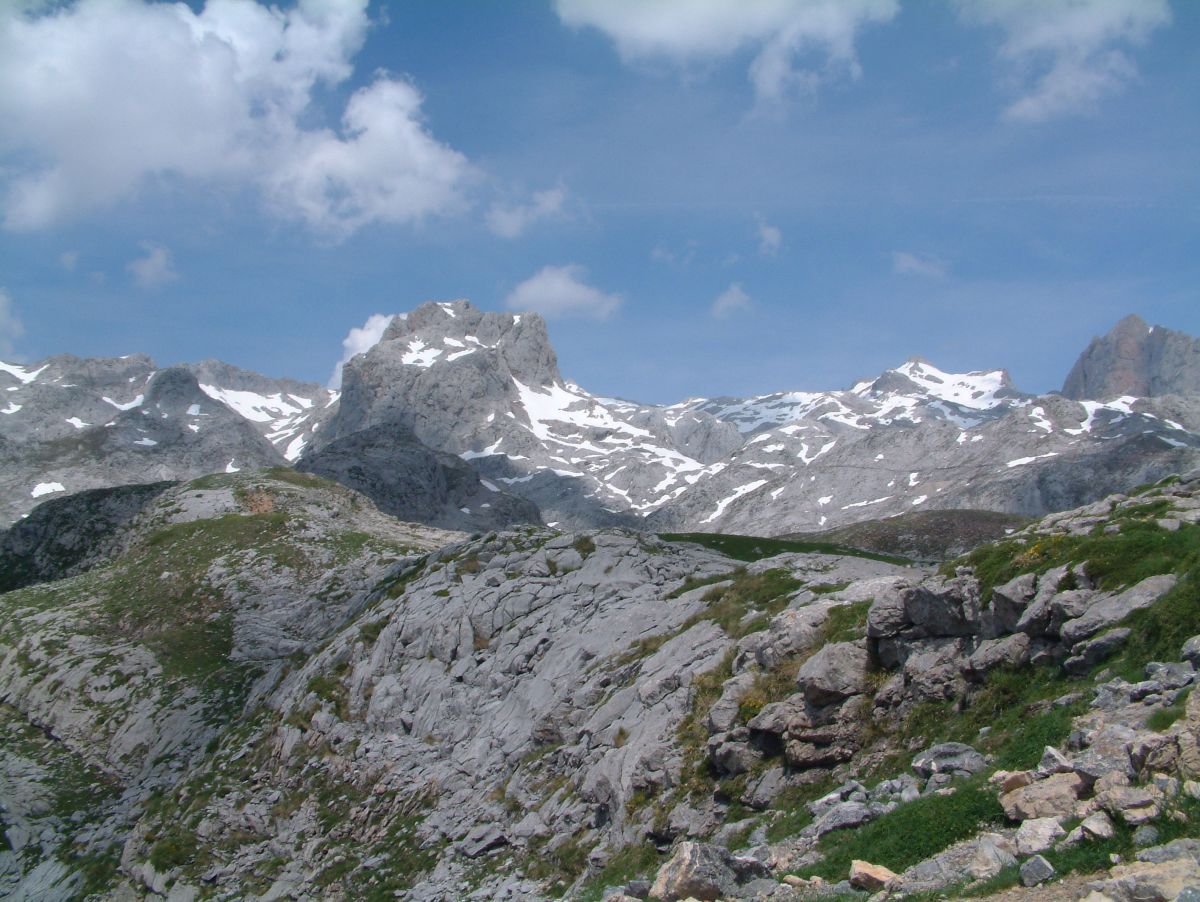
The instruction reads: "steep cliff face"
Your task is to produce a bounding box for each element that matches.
[0,481,175,592]
[323,300,737,529]
[296,421,542,532]
[1062,314,1200,401]
[327,300,564,450]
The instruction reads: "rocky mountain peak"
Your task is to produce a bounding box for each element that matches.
[142,366,206,412]
[1062,314,1200,400]
[326,299,563,449]
[376,298,561,387]
[854,357,1019,411]
[184,358,330,401]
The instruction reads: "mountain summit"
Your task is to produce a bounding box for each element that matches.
[1062,314,1200,401]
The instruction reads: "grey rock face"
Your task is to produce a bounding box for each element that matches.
[296,421,542,532]
[181,358,339,460]
[321,300,1199,535]
[796,641,871,706]
[0,481,174,592]
[0,363,285,526]
[328,299,562,447]
[0,357,321,526]
[3,470,1197,898]
[648,393,1199,536]
[4,307,1199,537]
[1062,314,1200,400]
[0,469,461,898]
[322,300,728,529]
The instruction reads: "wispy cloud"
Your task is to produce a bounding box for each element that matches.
[0,289,23,358]
[892,251,948,280]
[506,264,621,320]
[59,251,78,271]
[757,217,782,256]
[651,240,698,267]
[955,0,1171,122]
[127,242,178,289]
[0,0,471,236]
[330,312,395,388]
[711,282,751,318]
[487,186,567,238]
[555,0,899,104]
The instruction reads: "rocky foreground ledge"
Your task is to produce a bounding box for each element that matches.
[1,469,1199,900]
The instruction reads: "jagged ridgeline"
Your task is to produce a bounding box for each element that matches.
[2,306,1199,535]
[2,465,1199,899]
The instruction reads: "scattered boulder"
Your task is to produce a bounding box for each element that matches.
[1083,852,1200,902]
[811,801,876,838]
[1065,811,1117,845]
[848,859,897,891]
[966,633,1031,674]
[1020,854,1056,887]
[1064,629,1131,676]
[1181,635,1200,669]
[988,572,1037,635]
[458,823,507,858]
[1095,780,1161,826]
[795,641,870,706]
[1000,772,1086,821]
[1037,745,1074,777]
[965,833,1018,880]
[1059,575,1178,647]
[1015,817,1066,855]
[648,841,767,902]
[912,742,987,779]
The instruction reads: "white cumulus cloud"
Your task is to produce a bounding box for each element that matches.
[506,264,620,320]
[555,0,898,103]
[711,283,751,318]
[127,242,178,289]
[0,0,470,236]
[487,186,567,238]
[0,289,24,358]
[892,251,947,279]
[330,312,395,388]
[955,0,1171,122]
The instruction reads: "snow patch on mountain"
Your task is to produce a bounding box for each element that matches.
[198,384,322,461]
[881,359,1010,410]
[104,395,144,411]
[0,361,48,384]
[1006,452,1059,468]
[701,479,768,524]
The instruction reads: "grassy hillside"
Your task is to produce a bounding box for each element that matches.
[659,531,913,565]
[784,508,1031,562]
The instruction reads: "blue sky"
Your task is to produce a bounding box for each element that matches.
[0,0,1196,403]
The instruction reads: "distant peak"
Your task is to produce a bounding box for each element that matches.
[1113,313,1150,335]
[1062,314,1200,400]
[854,358,1015,411]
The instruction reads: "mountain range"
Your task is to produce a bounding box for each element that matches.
[3,308,1200,900]
[2,308,1197,536]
